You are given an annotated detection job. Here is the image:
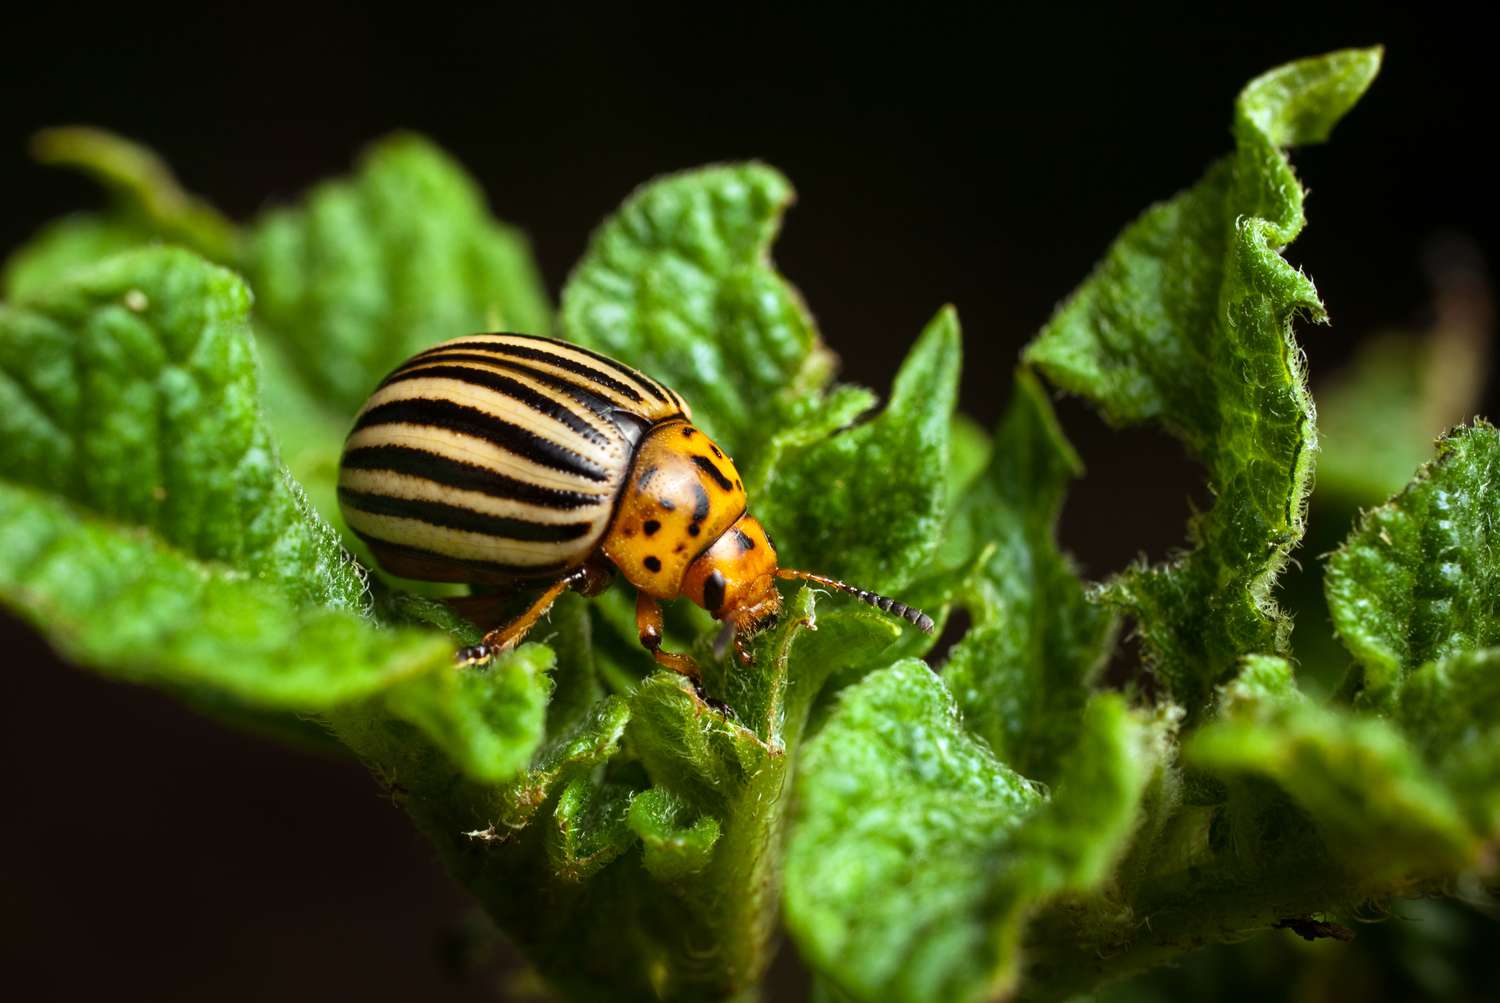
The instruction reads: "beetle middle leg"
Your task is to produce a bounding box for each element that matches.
[456,563,609,666]
[634,591,703,681]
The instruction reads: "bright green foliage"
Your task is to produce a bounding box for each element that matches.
[8,46,1500,1003]
[2,128,238,302]
[1325,422,1500,701]
[0,248,360,607]
[1395,648,1500,836]
[943,369,1116,780]
[1025,48,1382,712]
[0,248,551,782]
[1188,657,1479,881]
[245,133,552,414]
[628,787,722,881]
[755,307,960,591]
[561,163,833,466]
[0,480,446,707]
[786,662,1161,1003]
[4,215,155,303]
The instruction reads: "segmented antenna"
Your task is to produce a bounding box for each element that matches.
[775,569,935,633]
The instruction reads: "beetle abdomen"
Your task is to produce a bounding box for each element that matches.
[339,334,688,584]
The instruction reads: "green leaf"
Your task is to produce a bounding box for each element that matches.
[382,644,554,783]
[627,786,722,881]
[1187,656,1479,881]
[24,127,239,261]
[0,247,361,607]
[943,369,1116,780]
[561,162,833,465]
[0,248,549,782]
[755,307,961,591]
[3,214,154,302]
[244,133,552,414]
[549,775,638,881]
[0,480,445,707]
[497,692,633,831]
[1325,422,1500,701]
[1395,647,1500,837]
[786,662,1161,1003]
[1023,47,1382,713]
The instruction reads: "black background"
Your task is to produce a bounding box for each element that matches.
[2,5,1495,1000]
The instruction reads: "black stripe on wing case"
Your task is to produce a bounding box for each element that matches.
[352,532,572,580]
[352,398,610,482]
[534,335,674,405]
[341,445,605,510]
[418,340,647,404]
[380,364,611,446]
[400,353,637,426]
[338,486,595,542]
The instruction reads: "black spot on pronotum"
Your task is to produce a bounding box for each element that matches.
[734,528,755,552]
[691,455,735,492]
[689,523,702,537]
[643,519,661,536]
[644,556,662,573]
[691,482,711,522]
[709,443,723,459]
[735,479,743,492]
[703,570,727,612]
[682,426,696,438]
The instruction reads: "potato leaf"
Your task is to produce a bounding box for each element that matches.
[785,662,1161,1003]
[561,163,834,467]
[1023,47,1382,712]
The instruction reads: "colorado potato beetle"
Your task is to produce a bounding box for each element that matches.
[337,333,933,689]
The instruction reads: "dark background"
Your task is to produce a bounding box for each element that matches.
[2,5,1495,1000]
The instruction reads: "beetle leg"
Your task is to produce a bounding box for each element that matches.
[733,631,754,667]
[635,591,704,683]
[456,573,578,666]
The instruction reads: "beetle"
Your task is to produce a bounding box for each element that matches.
[337,333,933,690]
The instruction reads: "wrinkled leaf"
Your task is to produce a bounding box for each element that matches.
[628,787,721,881]
[1395,647,1500,837]
[1188,657,1479,881]
[1023,47,1382,712]
[0,248,546,782]
[0,480,444,707]
[786,661,1160,1003]
[756,307,960,592]
[549,775,638,881]
[0,247,361,607]
[3,214,155,302]
[1325,422,1500,701]
[944,369,1116,780]
[245,133,552,413]
[561,162,833,466]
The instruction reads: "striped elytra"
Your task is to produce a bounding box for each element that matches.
[338,332,934,688]
[338,333,688,584]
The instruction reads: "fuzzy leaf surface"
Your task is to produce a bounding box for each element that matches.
[943,369,1115,780]
[1023,47,1382,712]
[755,307,960,592]
[1187,657,1480,881]
[0,248,547,781]
[245,133,552,414]
[1325,422,1500,700]
[786,661,1160,1003]
[561,163,833,467]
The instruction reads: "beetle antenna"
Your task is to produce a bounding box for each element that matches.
[775,569,935,633]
